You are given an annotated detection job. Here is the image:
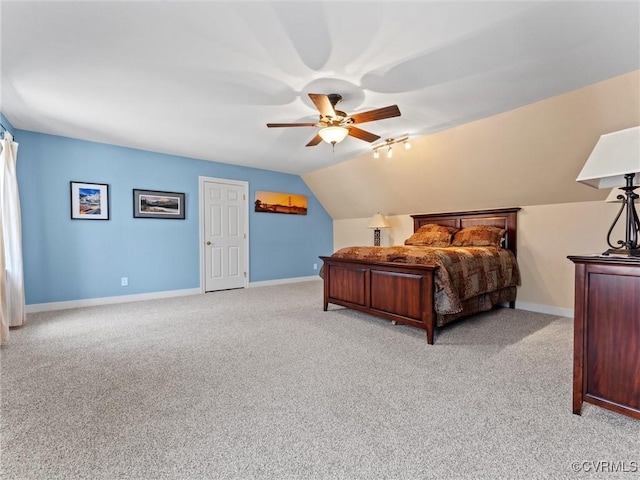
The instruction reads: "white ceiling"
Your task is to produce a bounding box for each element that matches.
[2,1,639,175]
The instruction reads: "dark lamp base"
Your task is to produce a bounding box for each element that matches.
[604,173,640,258]
[603,248,640,257]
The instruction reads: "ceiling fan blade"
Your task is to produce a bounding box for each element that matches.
[350,105,401,124]
[348,127,380,143]
[267,122,318,127]
[305,134,323,147]
[308,93,337,118]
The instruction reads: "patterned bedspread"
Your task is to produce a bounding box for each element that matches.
[329,246,520,315]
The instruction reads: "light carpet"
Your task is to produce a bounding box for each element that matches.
[1,280,638,480]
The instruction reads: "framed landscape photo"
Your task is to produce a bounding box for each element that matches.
[254,191,308,215]
[70,181,110,220]
[133,189,185,219]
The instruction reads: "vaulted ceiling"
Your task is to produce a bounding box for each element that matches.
[1,1,639,175]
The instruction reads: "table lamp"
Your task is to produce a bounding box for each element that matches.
[576,126,640,256]
[368,213,390,246]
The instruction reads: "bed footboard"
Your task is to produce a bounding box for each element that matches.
[319,256,438,344]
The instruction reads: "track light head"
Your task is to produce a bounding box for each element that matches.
[371,136,410,158]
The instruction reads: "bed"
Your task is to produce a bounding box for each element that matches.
[319,207,521,344]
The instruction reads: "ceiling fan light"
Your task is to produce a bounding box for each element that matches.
[404,140,411,150]
[387,146,393,159]
[319,126,349,145]
[373,149,380,159]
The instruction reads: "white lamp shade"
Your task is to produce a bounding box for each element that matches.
[576,126,640,189]
[368,213,391,229]
[319,126,349,144]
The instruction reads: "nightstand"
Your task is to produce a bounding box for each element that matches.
[568,255,640,420]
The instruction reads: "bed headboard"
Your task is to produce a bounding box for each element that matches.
[411,207,521,257]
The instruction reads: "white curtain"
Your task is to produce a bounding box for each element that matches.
[0,202,7,343]
[0,131,25,343]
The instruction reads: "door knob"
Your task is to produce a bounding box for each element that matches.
[206,241,211,245]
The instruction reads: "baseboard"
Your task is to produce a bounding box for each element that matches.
[249,276,321,288]
[25,288,201,313]
[515,301,573,318]
[26,286,572,319]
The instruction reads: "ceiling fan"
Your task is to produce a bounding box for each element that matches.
[267,93,401,147]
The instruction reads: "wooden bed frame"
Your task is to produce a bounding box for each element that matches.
[319,207,520,344]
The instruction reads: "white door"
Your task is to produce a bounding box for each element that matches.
[203,179,247,291]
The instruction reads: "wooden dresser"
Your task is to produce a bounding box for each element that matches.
[568,255,640,420]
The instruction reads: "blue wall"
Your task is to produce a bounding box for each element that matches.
[14,129,333,305]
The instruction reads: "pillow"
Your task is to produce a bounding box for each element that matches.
[404,224,459,247]
[451,225,505,247]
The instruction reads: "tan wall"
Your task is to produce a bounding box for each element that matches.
[516,201,624,314]
[303,70,640,220]
[333,201,624,315]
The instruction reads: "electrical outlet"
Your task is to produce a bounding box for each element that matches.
[121,277,128,287]
[313,263,318,270]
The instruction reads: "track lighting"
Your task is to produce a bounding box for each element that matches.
[372,136,410,159]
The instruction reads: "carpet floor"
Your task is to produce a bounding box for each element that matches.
[1,280,638,479]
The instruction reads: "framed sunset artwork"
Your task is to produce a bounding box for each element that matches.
[254,191,307,215]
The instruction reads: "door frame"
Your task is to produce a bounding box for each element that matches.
[198,176,250,293]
